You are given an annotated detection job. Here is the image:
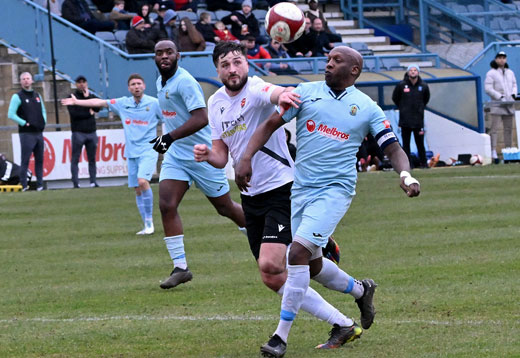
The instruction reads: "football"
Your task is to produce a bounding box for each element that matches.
[265,2,306,43]
[469,154,483,166]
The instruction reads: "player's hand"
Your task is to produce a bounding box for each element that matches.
[399,171,420,197]
[278,90,301,116]
[61,94,77,106]
[150,133,174,154]
[193,144,209,162]
[235,157,252,192]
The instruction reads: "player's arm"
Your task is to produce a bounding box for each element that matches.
[235,112,285,192]
[7,94,27,126]
[151,108,208,154]
[383,141,420,197]
[61,94,108,108]
[193,139,229,168]
[269,86,301,113]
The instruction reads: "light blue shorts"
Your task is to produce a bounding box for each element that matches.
[291,185,353,247]
[127,150,159,187]
[159,151,230,197]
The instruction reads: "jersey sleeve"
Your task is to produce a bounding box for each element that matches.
[280,84,304,123]
[107,97,123,115]
[207,96,222,140]
[368,102,398,151]
[179,78,206,112]
[249,77,278,107]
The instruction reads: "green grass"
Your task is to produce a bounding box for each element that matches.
[1,164,519,358]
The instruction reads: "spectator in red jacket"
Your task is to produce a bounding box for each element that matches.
[213,21,239,42]
[242,35,276,75]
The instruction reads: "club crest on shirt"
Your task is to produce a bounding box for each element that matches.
[261,85,272,92]
[35,97,40,103]
[241,98,246,108]
[165,90,170,99]
[146,106,150,111]
[349,104,359,116]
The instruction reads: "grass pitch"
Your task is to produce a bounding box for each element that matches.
[1,164,519,358]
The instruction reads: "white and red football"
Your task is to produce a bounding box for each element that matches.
[265,2,306,44]
[470,154,483,166]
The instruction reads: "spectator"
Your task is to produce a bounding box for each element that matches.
[138,3,154,28]
[392,64,431,168]
[305,0,341,42]
[66,75,100,188]
[7,72,46,191]
[285,17,315,57]
[92,0,114,13]
[34,0,62,15]
[62,0,115,34]
[310,17,334,57]
[178,17,206,51]
[161,9,179,43]
[264,38,298,75]
[485,51,517,164]
[222,0,263,43]
[151,4,169,35]
[213,21,239,42]
[126,15,160,53]
[152,0,174,12]
[109,0,133,30]
[242,35,275,75]
[196,12,220,43]
[206,0,241,11]
[173,0,198,12]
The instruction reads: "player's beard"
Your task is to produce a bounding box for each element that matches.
[222,73,247,92]
[159,58,178,80]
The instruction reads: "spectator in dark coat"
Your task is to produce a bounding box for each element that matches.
[109,0,133,30]
[160,9,179,44]
[138,3,154,28]
[206,0,241,11]
[126,16,160,53]
[196,12,220,43]
[285,17,315,57]
[309,18,334,56]
[222,0,264,43]
[62,0,114,34]
[305,0,341,42]
[392,64,431,168]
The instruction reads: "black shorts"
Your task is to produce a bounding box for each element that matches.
[240,182,293,260]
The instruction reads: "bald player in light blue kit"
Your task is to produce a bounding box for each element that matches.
[236,46,421,358]
[62,73,162,236]
[150,40,246,290]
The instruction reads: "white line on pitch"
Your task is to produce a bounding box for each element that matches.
[0,315,501,326]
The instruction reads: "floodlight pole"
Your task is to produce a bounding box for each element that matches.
[46,1,60,131]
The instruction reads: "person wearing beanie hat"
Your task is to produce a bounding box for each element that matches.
[131,15,144,28]
[222,0,267,43]
[485,50,517,163]
[392,62,430,168]
[126,15,160,53]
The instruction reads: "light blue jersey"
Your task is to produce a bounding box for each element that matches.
[107,94,162,158]
[156,67,209,160]
[282,82,397,195]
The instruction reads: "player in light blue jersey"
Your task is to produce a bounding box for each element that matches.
[150,40,246,290]
[236,46,421,357]
[62,74,162,235]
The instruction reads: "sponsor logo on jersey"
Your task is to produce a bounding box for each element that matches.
[125,118,131,125]
[278,224,285,232]
[221,123,246,138]
[349,104,358,116]
[221,114,245,131]
[383,120,391,129]
[241,98,246,108]
[317,124,350,141]
[162,110,177,118]
[110,99,116,104]
[310,97,322,102]
[306,119,316,132]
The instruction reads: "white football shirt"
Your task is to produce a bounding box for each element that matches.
[208,76,294,196]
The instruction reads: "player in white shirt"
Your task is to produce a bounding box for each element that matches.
[194,42,357,350]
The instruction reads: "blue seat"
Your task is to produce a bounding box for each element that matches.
[215,10,231,20]
[381,58,402,71]
[177,11,198,23]
[114,30,128,49]
[95,31,118,47]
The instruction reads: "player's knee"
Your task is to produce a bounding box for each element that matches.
[259,271,285,292]
[214,201,233,218]
[258,257,285,276]
[159,198,179,216]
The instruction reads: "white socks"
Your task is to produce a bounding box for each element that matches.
[313,258,364,299]
[164,235,187,270]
